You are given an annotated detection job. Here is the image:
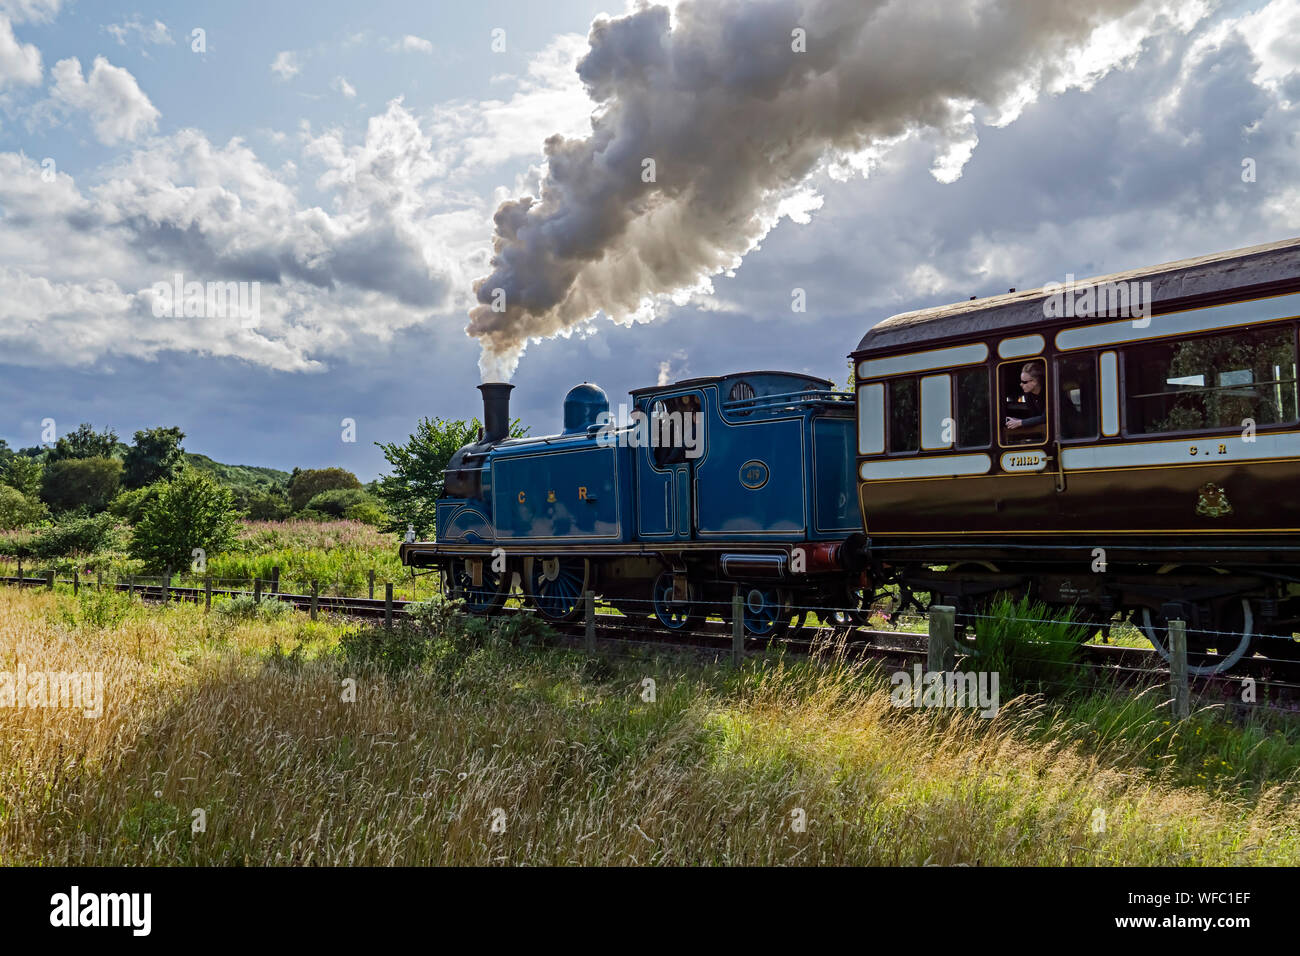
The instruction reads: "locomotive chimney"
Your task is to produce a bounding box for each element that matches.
[478,382,514,444]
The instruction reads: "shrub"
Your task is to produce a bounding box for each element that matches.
[344,500,387,526]
[129,469,240,572]
[304,488,370,518]
[288,467,362,513]
[26,513,120,560]
[0,485,48,530]
[107,483,164,524]
[41,457,122,513]
[213,594,294,622]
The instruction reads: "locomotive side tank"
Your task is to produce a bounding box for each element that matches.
[851,236,1300,672]
[401,372,862,634]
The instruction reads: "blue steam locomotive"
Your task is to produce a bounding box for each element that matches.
[400,371,862,634]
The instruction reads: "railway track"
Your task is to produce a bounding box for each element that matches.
[3,573,1298,710]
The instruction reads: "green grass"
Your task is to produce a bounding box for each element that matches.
[3,586,1300,865]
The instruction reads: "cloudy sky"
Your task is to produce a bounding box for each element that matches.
[1,0,1297,479]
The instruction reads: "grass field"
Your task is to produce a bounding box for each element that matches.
[2,585,1299,865]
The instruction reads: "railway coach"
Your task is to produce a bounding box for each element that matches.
[851,237,1300,674]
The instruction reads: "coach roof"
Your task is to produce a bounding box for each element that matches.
[854,236,1300,356]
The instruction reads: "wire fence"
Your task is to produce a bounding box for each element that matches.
[3,566,1298,710]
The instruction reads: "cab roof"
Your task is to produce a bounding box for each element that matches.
[854,236,1300,357]
[630,370,833,398]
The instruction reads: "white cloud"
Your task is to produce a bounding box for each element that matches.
[0,14,41,88]
[0,0,61,25]
[105,17,174,47]
[270,50,300,81]
[331,75,356,99]
[48,56,160,144]
[397,34,433,54]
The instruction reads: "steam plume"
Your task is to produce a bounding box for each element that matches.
[469,0,1155,379]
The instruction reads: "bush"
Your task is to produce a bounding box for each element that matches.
[0,485,48,530]
[213,594,294,622]
[288,467,361,513]
[304,488,370,518]
[242,490,291,521]
[26,513,120,560]
[344,500,387,526]
[107,483,164,524]
[129,469,240,572]
[41,457,122,513]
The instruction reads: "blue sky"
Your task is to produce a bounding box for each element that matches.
[1,0,1298,479]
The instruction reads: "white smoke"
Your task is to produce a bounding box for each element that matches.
[468,0,1183,380]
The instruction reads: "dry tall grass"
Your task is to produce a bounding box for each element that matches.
[1,587,1297,865]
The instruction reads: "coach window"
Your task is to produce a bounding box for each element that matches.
[888,376,919,453]
[1056,353,1099,441]
[998,359,1048,446]
[955,367,991,448]
[1123,326,1299,435]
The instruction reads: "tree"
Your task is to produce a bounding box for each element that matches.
[288,467,362,512]
[45,423,120,463]
[1,455,43,499]
[129,469,240,572]
[0,485,47,530]
[122,426,186,489]
[41,457,122,513]
[374,415,527,538]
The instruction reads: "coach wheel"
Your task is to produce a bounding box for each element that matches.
[527,556,590,622]
[651,571,698,631]
[443,558,508,615]
[1138,599,1254,676]
[827,577,870,627]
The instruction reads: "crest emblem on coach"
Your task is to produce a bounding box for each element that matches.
[1195,482,1233,518]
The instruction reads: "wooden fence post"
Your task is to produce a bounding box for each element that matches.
[311,580,319,622]
[584,591,596,653]
[16,558,22,584]
[271,566,280,595]
[369,570,375,601]
[46,568,55,591]
[97,570,103,592]
[73,568,79,595]
[254,577,262,603]
[732,588,744,666]
[128,575,135,599]
[162,566,170,604]
[384,582,394,629]
[204,576,212,612]
[1168,617,1190,720]
[928,605,957,673]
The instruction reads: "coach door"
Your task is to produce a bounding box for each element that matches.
[992,355,1064,522]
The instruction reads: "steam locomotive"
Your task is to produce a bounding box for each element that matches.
[402,237,1300,673]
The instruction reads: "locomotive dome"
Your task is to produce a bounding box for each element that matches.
[562,382,609,433]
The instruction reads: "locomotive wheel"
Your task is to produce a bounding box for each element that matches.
[1138,599,1254,676]
[443,558,508,615]
[651,571,698,631]
[527,556,590,622]
[728,586,793,638]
